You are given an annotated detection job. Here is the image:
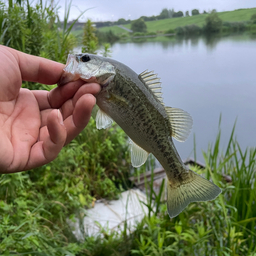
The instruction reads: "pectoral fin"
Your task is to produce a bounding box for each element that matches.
[96,109,113,129]
[129,139,149,168]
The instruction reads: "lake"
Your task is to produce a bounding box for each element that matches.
[108,33,256,162]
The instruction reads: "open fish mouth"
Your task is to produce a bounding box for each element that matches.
[58,54,80,86]
[64,54,79,74]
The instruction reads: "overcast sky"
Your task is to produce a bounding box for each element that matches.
[56,0,256,22]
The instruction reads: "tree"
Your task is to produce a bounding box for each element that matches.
[82,19,98,54]
[185,11,190,17]
[158,8,169,19]
[168,8,175,18]
[173,11,184,18]
[251,13,256,24]
[131,18,147,33]
[204,11,222,33]
[192,9,200,16]
[117,18,126,25]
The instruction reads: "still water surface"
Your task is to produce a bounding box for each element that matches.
[109,34,256,162]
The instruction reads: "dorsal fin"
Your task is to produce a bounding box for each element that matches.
[139,70,164,104]
[165,107,193,142]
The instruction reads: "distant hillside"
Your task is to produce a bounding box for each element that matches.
[98,8,256,34]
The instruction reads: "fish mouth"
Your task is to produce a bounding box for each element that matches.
[58,54,79,86]
[58,54,98,86]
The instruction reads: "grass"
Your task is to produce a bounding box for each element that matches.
[96,8,256,35]
[78,120,256,256]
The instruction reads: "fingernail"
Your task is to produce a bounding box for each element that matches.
[57,109,64,125]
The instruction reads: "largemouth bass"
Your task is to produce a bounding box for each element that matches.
[59,53,221,217]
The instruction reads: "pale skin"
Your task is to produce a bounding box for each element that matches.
[0,46,101,173]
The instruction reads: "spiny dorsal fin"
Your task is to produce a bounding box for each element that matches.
[165,107,193,142]
[129,138,149,168]
[139,70,164,104]
[96,108,113,129]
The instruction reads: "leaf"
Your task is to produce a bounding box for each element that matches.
[22,232,35,240]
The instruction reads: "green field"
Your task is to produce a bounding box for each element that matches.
[98,8,256,34]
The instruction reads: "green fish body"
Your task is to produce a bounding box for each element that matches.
[59,53,221,217]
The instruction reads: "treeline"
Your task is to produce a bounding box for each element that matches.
[82,8,207,28]
[140,8,207,21]
[174,11,256,36]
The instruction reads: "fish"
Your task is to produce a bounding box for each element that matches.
[58,53,221,218]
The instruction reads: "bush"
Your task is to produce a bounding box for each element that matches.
[96,30,120,44]
[247,24,256,34]
[204,11,222,33]
[146,32,157,36]
[132,32,146,37]
[131,18,147,33]
[251,13,256,24]
[175,25,202,35]
[222,21,246,32]
[165,28,175,34]
[185,24,202,35]
[82,19,98,54]
[175,26,186,35]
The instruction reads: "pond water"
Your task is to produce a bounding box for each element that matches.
[108,33,256,162]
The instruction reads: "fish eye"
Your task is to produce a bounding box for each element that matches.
[81,55,90,62]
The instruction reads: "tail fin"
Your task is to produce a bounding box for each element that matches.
[167,169,221,218]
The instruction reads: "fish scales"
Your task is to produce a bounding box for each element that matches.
[59,53,222,218]
[106,71,183,174]
[102,72,183,178]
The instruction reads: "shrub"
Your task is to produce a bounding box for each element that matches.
[165,28,175,34]
[251,13,256,24]
[175,25,202,35]
[222,21,246,32]
[184,24,202,35]
[175,26,185,35]
[82,19,98,54]
[204,11,222,33]
[146,32,157,36]
[133,32,145,37]
[131,18,147,33]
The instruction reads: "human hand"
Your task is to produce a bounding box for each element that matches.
[0,46,101,173]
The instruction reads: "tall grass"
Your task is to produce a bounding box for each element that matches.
[79,122,256,256]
